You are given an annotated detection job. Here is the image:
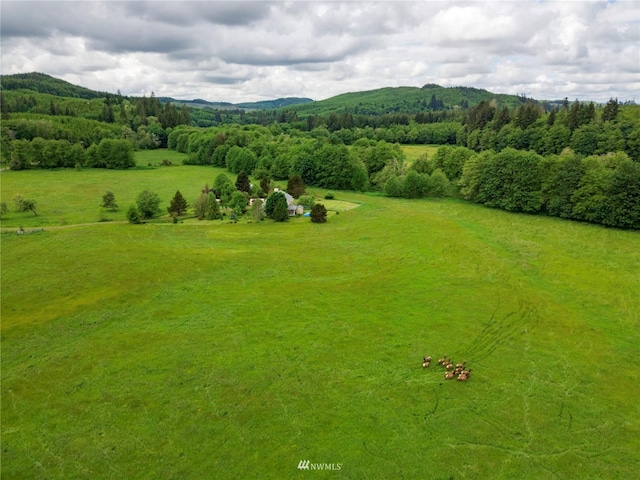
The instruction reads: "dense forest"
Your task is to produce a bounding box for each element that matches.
[1,72,638,228]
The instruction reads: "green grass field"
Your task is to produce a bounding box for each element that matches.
[401,144,440,162]
[1,153,639,479]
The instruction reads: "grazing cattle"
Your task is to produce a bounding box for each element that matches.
[457,373,468,381]
[422,357,431,368]
[445,371,455,380]
[438,356,447,365]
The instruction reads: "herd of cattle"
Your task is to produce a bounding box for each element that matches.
[422,355,472,381]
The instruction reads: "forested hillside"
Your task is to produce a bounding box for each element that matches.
[0,72,107,99]
[1,73,638,228]
[283,84,531,117]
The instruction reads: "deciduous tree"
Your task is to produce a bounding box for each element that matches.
[126,205,142,224]
[136,189,162,219]
[214,173,236,206]
[193,194,208,219]
[229,191,248,216]
[101,191,118,211]
[12,195,38,216]
[206,193,222,220]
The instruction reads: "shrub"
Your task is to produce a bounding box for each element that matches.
[298,195,316,208]
[324,192,335,200]
[126,205,142,224]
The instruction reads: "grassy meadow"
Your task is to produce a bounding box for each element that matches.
[1,151,639,479]
[401,144,440,162]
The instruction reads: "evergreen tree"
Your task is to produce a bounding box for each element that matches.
[272,195,289,222]
[514,101,540,130]
[310,203,328,223]
[168,190,188,216]
[493,106,511,130]
[260,177,272,196]
[602,98,619,122]
[101,103,115,123]
[119,104,129,125]
[180,105,190,125]
[566,100,581,131]
[235,170,252,193]
[286,174,306,198]
[1,92,10,119]
[579,102,596,126]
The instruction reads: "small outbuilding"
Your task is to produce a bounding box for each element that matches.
[288,204,304,216]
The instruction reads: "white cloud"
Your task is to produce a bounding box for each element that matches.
[1,0,638,103]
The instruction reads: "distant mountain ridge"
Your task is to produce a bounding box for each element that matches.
[0,72,313,111]
[1,72,556,116]
[157,96,314,111]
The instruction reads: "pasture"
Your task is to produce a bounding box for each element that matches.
[1,156,639,479]
[401,144,440,162]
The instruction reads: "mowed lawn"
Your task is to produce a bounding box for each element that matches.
[1,165,640,478]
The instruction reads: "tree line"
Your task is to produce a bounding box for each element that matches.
[167,121,639,229]
[383,145,639,229]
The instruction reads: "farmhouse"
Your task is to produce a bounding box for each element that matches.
[273,188,304,216]
[273,188,294,205]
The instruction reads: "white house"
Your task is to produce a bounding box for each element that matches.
[274,188,294,206]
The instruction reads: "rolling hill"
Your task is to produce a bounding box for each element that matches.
[281,84,538,117]
[2,72,541,118]
[0,72,109,99]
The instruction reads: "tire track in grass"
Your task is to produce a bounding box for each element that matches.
[462,299,539,362]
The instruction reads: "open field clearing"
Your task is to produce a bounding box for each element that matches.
[0,152,360,230]
[1,164,639,478]
[401,144,441,162]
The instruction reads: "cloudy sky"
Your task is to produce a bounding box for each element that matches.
[1,0,639,104]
